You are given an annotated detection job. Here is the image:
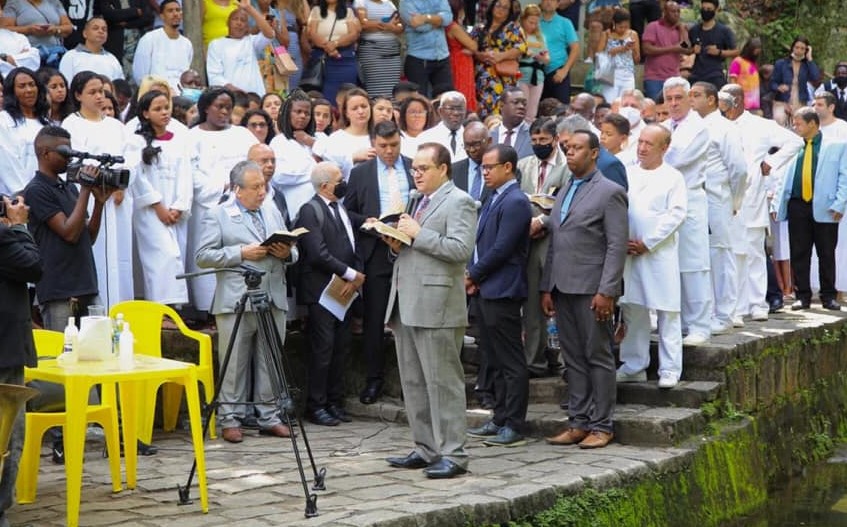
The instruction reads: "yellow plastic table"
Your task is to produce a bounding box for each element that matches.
[25,355,208,527]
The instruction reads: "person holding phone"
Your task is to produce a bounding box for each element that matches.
[354,0,403,97]
[686,0,738,89]
[770,36,822,126]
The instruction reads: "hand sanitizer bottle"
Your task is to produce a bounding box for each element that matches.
[60,317,78,365]
[118,322,134,369]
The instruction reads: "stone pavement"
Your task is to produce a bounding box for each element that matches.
[11,417,694,527]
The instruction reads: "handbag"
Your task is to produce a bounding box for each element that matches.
[494,59,521,79]
[299,16,337,92]
[273,44,299,75]
[594,51,615,85]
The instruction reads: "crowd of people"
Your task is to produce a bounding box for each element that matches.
[0,0,845,507]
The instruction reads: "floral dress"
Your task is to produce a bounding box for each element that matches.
[471,21,527,119]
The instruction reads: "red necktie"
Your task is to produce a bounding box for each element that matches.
[537,162,547,193]
[504,129,514,147]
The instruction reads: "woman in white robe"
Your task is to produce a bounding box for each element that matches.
[0,67,50,195]
[125,89,192,305]
[62,71,133,310]
[311,87,373,181]
[269,89,317,217]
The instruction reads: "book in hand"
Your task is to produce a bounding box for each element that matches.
[527,193,556,212]
[360,221,412,246]
[377,211,402,224]
[259,227,309,246]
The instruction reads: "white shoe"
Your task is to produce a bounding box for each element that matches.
[463,335,476,345]
[616,369,647,383]
[658,372,678,389]
[751,311,768,321]
[711,322,732,335]
[682,333,709,346]
[731,316,745,328]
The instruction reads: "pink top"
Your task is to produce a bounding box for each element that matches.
[642,19,682,82]
[728,57,761,110]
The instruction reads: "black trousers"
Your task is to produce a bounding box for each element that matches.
[473,297,529,431]
[787,199,839,302]
[629,1,661,40]
[306,303,351,412]
[361,249,393,382]
[404,55,454,99]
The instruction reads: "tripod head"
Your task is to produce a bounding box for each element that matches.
[177,264,266,288]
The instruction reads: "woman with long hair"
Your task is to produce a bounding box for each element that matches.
[305,0,361,105]
[261,91,283,132]
[269,88,317,217]
[242,107,276,144]
[397,93,434,159]
[62,70,133,309]
[596,8,639,105]
[470,0,527,118]
[770,36,821,125]
[35,67,73,124]
[312,86,373,180]
[728,37,762,111]
[518,4,548,122]
[0,67,50,195]
[446,0,477,112]
[186,86,259,313]
[126,89,192,305]
[312,97,333,137]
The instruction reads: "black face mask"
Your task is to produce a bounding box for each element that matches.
[700,9,716,21]
[533,143,555,160]
[333,181,348,199]
[835,76,847,89]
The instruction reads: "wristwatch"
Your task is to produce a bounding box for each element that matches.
[426,14,432,23]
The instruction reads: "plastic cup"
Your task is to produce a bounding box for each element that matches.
[88,305,106,317]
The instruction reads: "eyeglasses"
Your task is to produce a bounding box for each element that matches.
[481,163,503,172]
[411,164,434,174]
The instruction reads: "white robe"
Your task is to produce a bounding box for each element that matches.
[205,34,270,96]
[312,129,371,181]
[131,28,194,91]
[0,29,40,76]
[61,113,133,310]
[269,134,316,218]
[125,129,193,304]
[620,163,688,311]
[186,126,259,311]
[59,46,124,82]
[0,112,43,195]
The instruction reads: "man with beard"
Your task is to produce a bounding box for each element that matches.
[132,0,193,91]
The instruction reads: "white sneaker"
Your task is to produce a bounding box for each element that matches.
[711,321,732,335]
[732,316,745,328]
[616,369,647,383]
[463,335,476,345]
[658,372,678,389]
[751,311,768,321]
[682,333,709,346]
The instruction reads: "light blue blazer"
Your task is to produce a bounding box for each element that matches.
[775,137,847,223]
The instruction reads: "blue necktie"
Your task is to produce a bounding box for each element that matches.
[559,179,585,224]
[470,163,482,200]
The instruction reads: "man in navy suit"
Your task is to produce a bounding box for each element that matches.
[465,144,532,447]
[345,121,414,404]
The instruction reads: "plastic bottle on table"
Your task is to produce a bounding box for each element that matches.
[60,317,78,364]
[119,322,134,369]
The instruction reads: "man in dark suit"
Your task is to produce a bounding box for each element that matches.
[490,88,533,160]
[345,121,413,404]
[0,195,43,526]
[465,145,532,447]
[296,162,365,426]
[541,130,628,449]
[453,121,493,204]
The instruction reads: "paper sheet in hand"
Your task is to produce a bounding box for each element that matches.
[319,274,359,321]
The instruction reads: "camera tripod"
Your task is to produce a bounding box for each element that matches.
[177,265,326,517]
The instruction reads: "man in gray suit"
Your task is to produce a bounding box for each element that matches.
[382,142,477,479]
[540,130,628,449]
[490,87,533,160]
[196,161,298,444]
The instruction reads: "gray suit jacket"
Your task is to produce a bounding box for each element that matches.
[540,169,628,297]
[385,181,477,328]
[195,199,298,315]
[491,124,533,160]
[517,149,570,200]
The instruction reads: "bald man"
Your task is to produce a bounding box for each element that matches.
[248,143,290,227]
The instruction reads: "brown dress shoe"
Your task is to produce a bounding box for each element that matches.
[259,423,292,438]
[578,430,614,449]
[222,427,243,443]
[546,428,588,445]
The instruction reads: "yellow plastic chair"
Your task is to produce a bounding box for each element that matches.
[17,329,122,503]
[109,301,216,441]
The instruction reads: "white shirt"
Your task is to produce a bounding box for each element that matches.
[269,134,317,216]
[821,118,847,143]
[132,28,194,91]
[59,45,124,81]
[318,194,357,280]
[312,129,371,181]
[416,122,467,162]
[206,34,270,96]
[0,29,40,76]
[0,112,43,195]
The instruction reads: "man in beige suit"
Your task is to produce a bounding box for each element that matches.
[519,117,570,377]
[382,142,477,479]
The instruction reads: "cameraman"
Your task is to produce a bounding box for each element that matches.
[0,194,43,527]
[23,126,111,329]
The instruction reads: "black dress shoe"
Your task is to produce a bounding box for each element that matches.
[768,298,784,313]
[326,404,352,423]
[791,300,811,311]
[386,451,429,469]
[308,408,340,426]
[423,458,467,479]
[822,299,842,311]
[359,379,384,405]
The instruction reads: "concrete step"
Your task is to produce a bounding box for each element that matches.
[345,398,705,447]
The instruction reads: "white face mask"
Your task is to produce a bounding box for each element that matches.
[618,106,642,128]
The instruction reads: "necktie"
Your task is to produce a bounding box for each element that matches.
[504,129,514,147]
[328,201,346,232]
[537,162,547,193]
[802,139,813,202]
[248,210,266,239]
[470,163,482,200]
[414,195,431,221]
[559,179,585,224]
[449,130,457,155]
[386,166,403,213]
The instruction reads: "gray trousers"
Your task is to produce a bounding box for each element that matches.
[524,236,557,374]
[0,367,24,526]
[390,308,468,468]
[553,293,616,433]
[39,294,101,331]
[215,309,287,429]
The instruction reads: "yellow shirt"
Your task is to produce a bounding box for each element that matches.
[203,0,239,49]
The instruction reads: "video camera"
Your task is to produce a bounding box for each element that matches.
[57,145,130,190]
[0,194,19,218]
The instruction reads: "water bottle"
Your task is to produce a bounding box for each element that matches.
[547,317,560,351]
[60,317,78,364]
[112,313,124,356]
[118,322,134,369]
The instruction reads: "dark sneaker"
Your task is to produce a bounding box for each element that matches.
[482,426,526,447]
[52,440,64,465]
[467,420,501,438]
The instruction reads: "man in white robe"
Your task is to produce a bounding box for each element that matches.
[131,0,193,91]
[59,17,124,82]
[617,125,687,389]
[689,81,747,333]
[718,84,803,324]
[661,77,713,346]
